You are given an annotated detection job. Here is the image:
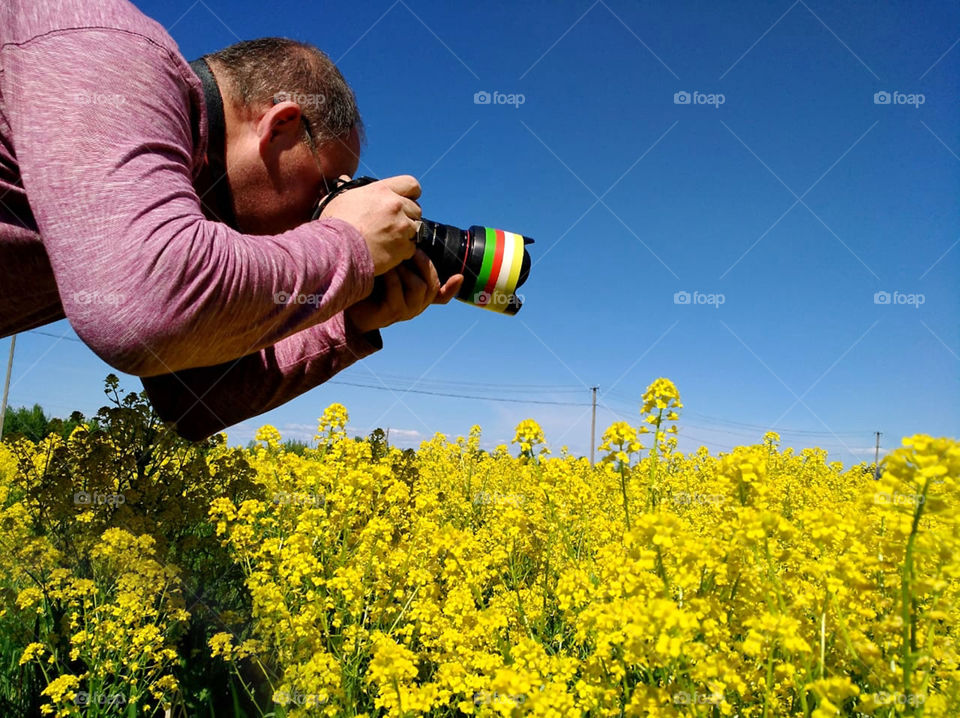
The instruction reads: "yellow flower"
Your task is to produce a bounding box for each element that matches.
[511,419,548,458]
[19,642,45,665]
[40,675,80,704]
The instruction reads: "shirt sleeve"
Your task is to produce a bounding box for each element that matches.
[141,313,382,441]
[1,29,375,377]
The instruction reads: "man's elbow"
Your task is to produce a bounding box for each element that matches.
[141,376,223,442]
[70,306,190,377]
[171,421,215,443]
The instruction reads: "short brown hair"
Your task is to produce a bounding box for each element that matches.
[206,37,363,149]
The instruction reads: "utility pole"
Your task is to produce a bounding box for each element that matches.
[385,427,390,447]
[0,335,15,440]
[874,431,882,480]
[589,386,598,465]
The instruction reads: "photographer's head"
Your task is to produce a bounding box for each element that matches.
[205,38,363,234]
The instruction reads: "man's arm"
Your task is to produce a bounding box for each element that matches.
[2,30,373,375]
[141,312,382,441]
[142,252,463,441]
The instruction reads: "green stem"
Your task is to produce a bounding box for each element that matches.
[618,458,631,531]
[901,476,931,710]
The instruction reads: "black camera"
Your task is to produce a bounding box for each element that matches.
[312,177,533,315]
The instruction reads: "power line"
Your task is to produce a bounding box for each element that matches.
[326,379,591,406]
[359,371,585,392]
[684,410,870,436]
[599,391,869,438]
[16,331,882,446]
[25,329,84,343]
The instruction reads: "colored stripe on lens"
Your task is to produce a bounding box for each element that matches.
[490,232,515,292]
[497,232,524,292]
[502,232,525,293]
[482,229,507,296]
[470,227,498,302]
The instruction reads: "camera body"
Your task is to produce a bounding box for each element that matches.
[313,177,533,315]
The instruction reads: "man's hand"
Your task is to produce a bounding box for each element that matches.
[345,250,465,334]
[319,174,422,275]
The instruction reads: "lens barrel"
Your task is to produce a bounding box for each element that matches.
[416,220,533,315]
[310,176,533,315]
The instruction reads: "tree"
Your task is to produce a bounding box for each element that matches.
[0,404,87,442]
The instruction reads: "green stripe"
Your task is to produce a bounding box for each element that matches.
[471,227,498,300]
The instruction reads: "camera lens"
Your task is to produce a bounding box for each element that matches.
[416,221,533,314]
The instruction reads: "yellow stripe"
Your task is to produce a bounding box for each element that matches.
[502,231,524,293]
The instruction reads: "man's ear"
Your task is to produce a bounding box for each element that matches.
[256,101,304,158]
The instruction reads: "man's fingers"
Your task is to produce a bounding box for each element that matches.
[399,197,422,221]
[401,231,418,260]
[404,252,440,307]
[395,262,427,302]
[436,274,464,304]
[411,250,440,294]
[380,174,421,200]
[382,269,403,312]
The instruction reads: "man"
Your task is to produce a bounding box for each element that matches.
[0,1,463,439]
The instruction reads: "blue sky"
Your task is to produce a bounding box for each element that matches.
[3,0,958,463]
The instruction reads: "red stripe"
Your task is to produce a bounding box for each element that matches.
[460,231,471,277]
[483,229,506,295]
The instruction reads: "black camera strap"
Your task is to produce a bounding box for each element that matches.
[311,176,378,221]
[188,57,238,229]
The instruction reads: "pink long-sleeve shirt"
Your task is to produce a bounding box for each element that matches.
[0,0,382,439]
